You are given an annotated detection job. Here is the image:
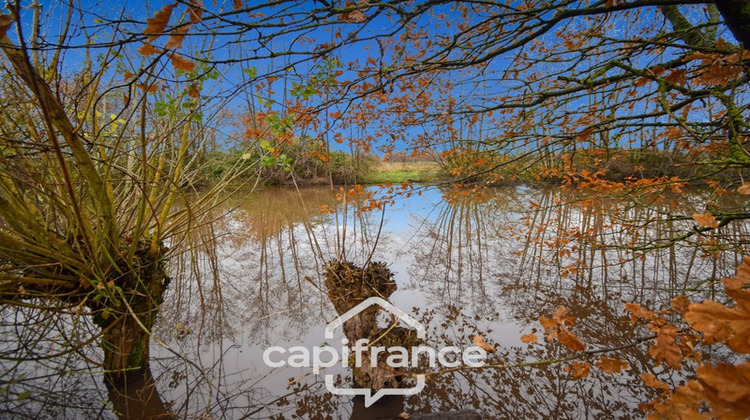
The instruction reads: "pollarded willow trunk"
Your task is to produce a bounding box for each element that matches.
[91,245,173,419]
[324,260,420,391]
[0,13,178,420]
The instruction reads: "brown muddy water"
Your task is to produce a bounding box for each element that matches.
[2,185,748,419]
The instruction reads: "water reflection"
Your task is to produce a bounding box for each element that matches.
[2,185,748,418]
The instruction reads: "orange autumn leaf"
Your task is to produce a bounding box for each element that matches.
[696,361,750,413]
[663,69,687,86]
[472,335,496,352]
[539,316,557,333]
[685,298,750,353]
[671,295,691,316]
[684,258,750,354]
[144,2,177,42]
[640,372,670,391]
[233,0,244,10]
[520,333,538,344]
[625,303,656,322]
[676,331,701,363]
[0,14,14,39]
[171,53,195,73]
[596,356,629,374]
[697,63,744,86]
[649,260,750,418]
[341,9,367,23]
[651,380,707,419]
[692,213,719,229]
[187,82,200,98]
[137,42,160,56]
[553,306,576,325]
[135,83,159,93]
[649,330,683,369]
[165,24,191,50]
[188,0,204,23]
[564,361,591,379]
[723,256,750,290]
[738,183,750,195]
[557,326,585,351]
[683,51,719,62]
[576,127,595,142]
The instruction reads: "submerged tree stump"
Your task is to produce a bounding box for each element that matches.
[324,259,419,391]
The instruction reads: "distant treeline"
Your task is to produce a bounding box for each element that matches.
[199,141,748,189]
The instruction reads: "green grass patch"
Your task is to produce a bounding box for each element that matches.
[361,161,445,184]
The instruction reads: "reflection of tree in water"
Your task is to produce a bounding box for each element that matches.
[159,187,339,343]
[0,307,110,418]
[410,187,749,311]
[5,185,747,418]
[150,186,392,417]
[397,187,749,418]
[157,186,748,418]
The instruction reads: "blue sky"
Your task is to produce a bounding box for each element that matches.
[12,1,743,158]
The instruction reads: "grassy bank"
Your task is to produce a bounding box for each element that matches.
[361,161,445,184]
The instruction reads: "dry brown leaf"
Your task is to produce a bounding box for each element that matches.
[137,43,160,56]
[171,53,195,73]
[188,0,204,23]
[649,331,683,369]
[625,303,656,322]
[672,295,691,315]
[397,413,410,420]
[697,64,744,87]
[0,14,14,39]
[723,257,750,290]
[596,356,629,374]
[651,380,708,419]
[557,326,585,352]
[165,24,191,50]
[635,76,651,87]
[145,3,178,42]
[472,335,495,352]
[663,69,687,86]
[692,213,719,229]
[640,372,670,391]
[553,306,576,325]
[738,183,750,195]
[685,298,750,354]
[683,51,719,63]
[677,331,702,362]
[341,9,367,23]
[564,361,590,379]
[696,361,750,415]
[233,0,244,10]
[520,333,538,344]
[187,82,200,98]
[135,83,159,93]
[539,315,557,333]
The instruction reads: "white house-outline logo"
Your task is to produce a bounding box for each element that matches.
[262,296,489,407]
[323,297,427,407]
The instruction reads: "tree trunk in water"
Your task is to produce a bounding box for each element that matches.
[105,366,174,420]
[94,247,174,419]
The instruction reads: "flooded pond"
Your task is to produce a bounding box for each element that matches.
[2,185,748,419]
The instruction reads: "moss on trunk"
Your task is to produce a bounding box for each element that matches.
[89,243,172,418]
